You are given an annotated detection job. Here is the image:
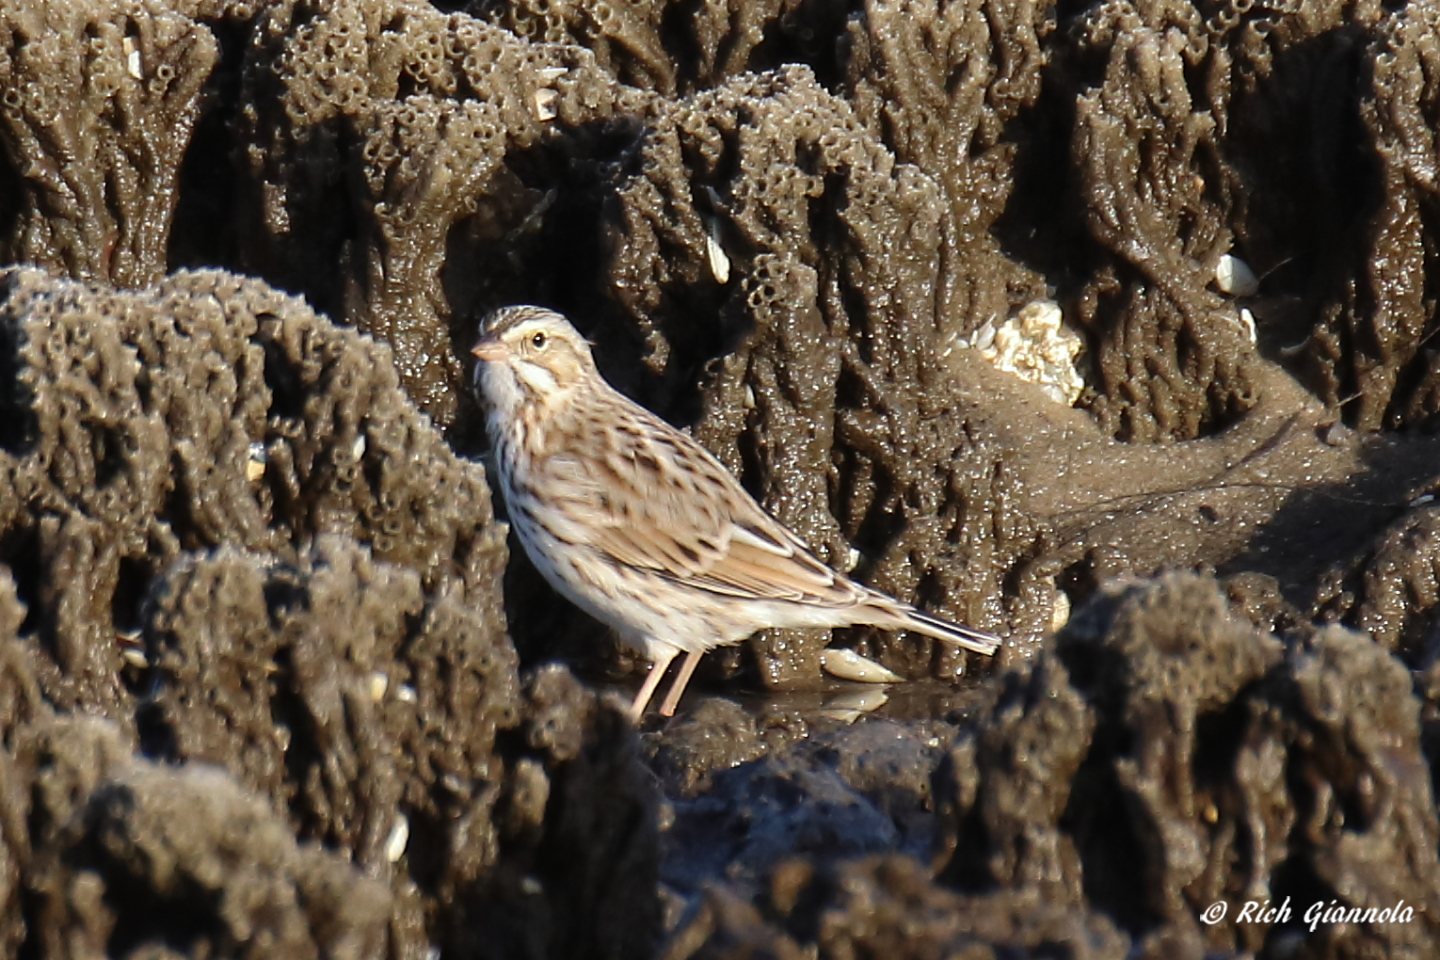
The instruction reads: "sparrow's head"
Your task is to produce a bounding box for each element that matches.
[471,305,599,418]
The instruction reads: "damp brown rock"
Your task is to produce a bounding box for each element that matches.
[0,268,661,959]
[842,0,1053,337]
[239,0,647,422]
[1043,574,1438,957]
[9,1,1440,957]
[476,0,676,92]
[663,573,1440,959]
[0,0,218,287]
[473,0,852,93]
[485,665,662,960]
[594,65,1047,690]
[1314,502,1440,660]
[1068,10,1260,442]
[1346,3,1440,429]
[145,541,661,959]
[5,714,392,960]
[663,854,1128,960]
[144,536,518,861]
[0,266,503,717]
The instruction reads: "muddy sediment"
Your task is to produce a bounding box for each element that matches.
[2,1,1440,958]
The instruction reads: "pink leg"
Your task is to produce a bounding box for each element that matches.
[629,650,677,722]
[658,650,704,717]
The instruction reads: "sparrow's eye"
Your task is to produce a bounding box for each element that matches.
[531,331,547,349]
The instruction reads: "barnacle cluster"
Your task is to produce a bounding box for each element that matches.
[958,299,1085,405]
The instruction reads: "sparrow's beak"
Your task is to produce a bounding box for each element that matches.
[471,335,506,362]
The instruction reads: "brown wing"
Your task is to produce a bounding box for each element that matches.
[546,391,865,608]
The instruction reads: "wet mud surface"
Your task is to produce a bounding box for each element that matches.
[2,1,1440,958]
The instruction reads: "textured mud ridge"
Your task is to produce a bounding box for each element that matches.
[3,0,1440,958]
[0,269,658,959]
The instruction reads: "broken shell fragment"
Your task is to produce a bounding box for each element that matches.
[246,442,267,481]
[124,36,143,80]
[1236,306,1257,345]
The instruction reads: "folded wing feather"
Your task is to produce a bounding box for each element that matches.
[549,403,865,608]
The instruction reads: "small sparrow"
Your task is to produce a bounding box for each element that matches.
[471,305,1001,720]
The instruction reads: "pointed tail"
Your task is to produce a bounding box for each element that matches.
[875,604,1002,656]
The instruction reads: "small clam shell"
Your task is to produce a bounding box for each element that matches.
[704,221,730,284]
[1051,589,1071,633]
[817,687,891,722]
[115,628,145,667]
[821,648,904,684]
[384,814,409,862]
[701,186,730,283]
[1215,254,1259,297]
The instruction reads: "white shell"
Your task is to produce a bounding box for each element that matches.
[124,37,143,80]
[705,220,730,284]
[817,687,890,722]
[821,648,904,684]
[384,814,409,862]
[702,186,731,284]
[533,89,558,121]
[1215,254,1259,297]
[367,670,389,702]
[1237,306,1257,345]
[1050,589,1071,633]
